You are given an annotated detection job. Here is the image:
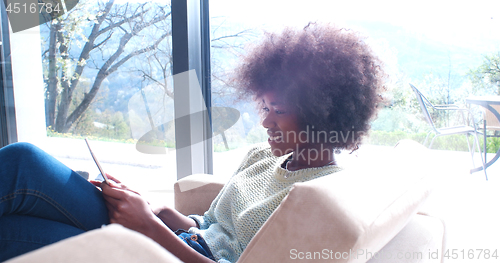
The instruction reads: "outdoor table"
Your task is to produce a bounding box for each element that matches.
[466,96,500,173]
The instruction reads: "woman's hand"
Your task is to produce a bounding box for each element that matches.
[98,179,160,236]
[90,174,141,196]
[91,176,212,262]
[91,175,197,234]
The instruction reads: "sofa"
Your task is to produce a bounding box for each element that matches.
[6,140,499,263]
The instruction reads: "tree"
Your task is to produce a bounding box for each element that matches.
[42,0,171,133]
[469,52,500,96]
[131,17,255,103]
[126,17,255,147]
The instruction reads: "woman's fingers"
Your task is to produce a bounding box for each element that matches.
[105,174,121,183]
[100,182,127,200]
[104,200,115,213]
[101,187,132,222]
[89,180,101,187]
[102,193,121,207]
[103,201,121,224]
[99,175,142,196]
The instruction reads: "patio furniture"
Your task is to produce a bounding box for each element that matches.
[466,96,500,174]
[482,105,500,154]
[410,84,487,179]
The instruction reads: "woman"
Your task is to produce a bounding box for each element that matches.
[0,23,384,262]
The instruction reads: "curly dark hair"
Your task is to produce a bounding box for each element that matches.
[235,23,385,150]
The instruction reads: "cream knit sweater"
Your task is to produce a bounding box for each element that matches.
[189,143,342,263]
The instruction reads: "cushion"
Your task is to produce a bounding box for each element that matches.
[237,140,436,263]
[6,224,182,263]
[367,213,444,263]
[175,173,227,216]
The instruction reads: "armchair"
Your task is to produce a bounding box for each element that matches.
[175,140,443,263]
[7,140,444,263]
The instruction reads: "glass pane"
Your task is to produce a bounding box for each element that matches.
[210,0,500,174]
[209,2,262,176]
[10,0,175,206]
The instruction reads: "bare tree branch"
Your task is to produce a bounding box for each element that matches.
[93,32,113,50]
[65,29,171,130]
[211,29,253,42]
[47,1,173,132]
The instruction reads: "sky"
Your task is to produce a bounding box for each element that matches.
[111,0,500,53]
[210,0,500,53]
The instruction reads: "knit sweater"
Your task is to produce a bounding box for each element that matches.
[189,143,342,263]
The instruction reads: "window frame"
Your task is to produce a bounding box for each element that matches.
[172,0,213,179]
[0,0,214,179]
[0,2,17,148]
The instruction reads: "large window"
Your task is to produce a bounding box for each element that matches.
[0,2,16,147]
[2,0,181,205]
[209,0,500,172]
[3,0,500,190]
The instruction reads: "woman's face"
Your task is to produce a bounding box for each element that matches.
[261,92,308,156]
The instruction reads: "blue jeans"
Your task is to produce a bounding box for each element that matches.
[0,142,109,261]
[176,230,215,261]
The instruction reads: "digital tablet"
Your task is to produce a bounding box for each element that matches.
[85,138,111,184]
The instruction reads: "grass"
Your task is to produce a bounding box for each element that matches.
[367,130,500,153]
[47,128,138,144]
[48,128,500,153]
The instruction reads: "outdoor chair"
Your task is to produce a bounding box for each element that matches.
[409,83,487,179]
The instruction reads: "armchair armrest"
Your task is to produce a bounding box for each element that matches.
[6,224,182,263]
[366,213,444,263]
[174,173,228,216]
[237,140,439,263]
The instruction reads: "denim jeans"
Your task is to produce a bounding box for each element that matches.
[176,230,215,261]
[0,142,109,261]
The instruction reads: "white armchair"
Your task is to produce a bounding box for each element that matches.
[7,140,444,263]
[175,140,443,263]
